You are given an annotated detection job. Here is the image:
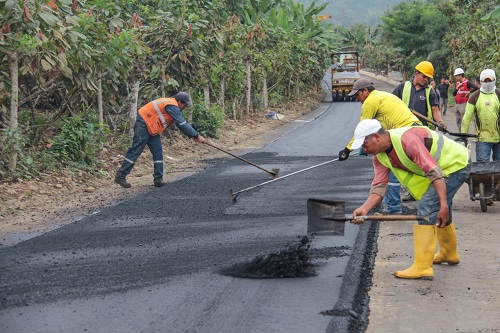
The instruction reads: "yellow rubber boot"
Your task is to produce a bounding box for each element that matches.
[394,225,437,280]
[433,222,460,265]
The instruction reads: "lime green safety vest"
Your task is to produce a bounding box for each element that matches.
[376,127,469,200]
[402,81,432,121]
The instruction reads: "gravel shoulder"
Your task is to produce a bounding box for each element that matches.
[366,111,500,333]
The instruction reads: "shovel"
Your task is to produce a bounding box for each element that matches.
[203,141,279,179]
[410,109,477,138]
[307,199,430,236]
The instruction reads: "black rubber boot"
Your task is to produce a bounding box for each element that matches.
[115,178,131,188]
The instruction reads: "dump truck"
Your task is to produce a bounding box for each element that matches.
[330,51,360,102]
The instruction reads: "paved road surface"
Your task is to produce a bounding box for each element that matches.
[0,76,382,332]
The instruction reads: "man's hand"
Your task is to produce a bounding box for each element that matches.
[438,121,447,132]
[338,147,351,161]
[193,135,205,143]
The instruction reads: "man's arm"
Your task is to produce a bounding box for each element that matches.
[467,80,479,92]
[429,89,445,125]
[461,103,476,133]
[432,177,449,228]
[165,105,199,138]
[345,102,378,151]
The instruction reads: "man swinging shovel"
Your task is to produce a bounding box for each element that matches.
[348,119,471,280]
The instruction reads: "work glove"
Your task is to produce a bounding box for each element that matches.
[338,147,351,161]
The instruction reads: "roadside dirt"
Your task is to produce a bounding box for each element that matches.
[0,93,323,246]
[366,111,500,333]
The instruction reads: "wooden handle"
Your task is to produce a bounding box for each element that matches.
[323,214,428,222]
[204,142,277,175]
[357,215,420,221]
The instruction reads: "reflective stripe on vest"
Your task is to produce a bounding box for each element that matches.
[376,127,469,200]
[153,100,168,128]
[138,98,177,135]
[402,81,432,120]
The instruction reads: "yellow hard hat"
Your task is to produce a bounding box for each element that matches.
[415,61,434,78]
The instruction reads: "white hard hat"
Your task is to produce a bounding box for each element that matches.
[454,68,465,76]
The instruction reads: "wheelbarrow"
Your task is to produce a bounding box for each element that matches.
[467,161,500,212]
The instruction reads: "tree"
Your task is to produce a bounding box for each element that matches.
[0,0,81,172]
[441,0,499,77]
[379,0,450,76]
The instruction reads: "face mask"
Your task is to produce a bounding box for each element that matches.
[480,81,496,94]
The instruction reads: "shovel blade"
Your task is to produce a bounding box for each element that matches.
[307,199,346,236]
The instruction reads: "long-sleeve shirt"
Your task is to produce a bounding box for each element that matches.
[461,92,500,143]
[165,105,199,138]
[346,90,421,149]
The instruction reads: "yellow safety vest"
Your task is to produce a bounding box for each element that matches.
[402,81,432,121]
[376,127,469,200]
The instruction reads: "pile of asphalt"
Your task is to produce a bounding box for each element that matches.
[220,236,317,279]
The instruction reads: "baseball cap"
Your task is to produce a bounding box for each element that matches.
[350,119,382,150]
[480,69,496,82]
[348,78,373,96]
[175,91,192,106]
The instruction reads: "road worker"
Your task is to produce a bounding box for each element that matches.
[461,69,500,162]
[453,67,479,132]
[115,92,205,188]
[349,119,471,280]
[338,78,422,214]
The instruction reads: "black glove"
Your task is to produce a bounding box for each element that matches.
[338,147,351,161]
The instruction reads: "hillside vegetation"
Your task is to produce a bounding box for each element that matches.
[298,0,407,27]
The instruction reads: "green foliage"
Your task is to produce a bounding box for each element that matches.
[481,7,500,21]
[379,1,450,76]
[49,113,110,168]
[189,104,225,138]
[444,0,499,77]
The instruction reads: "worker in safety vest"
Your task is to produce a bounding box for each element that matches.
[461,69,500,162]
[338,78,422,215]
[453,67,479,132]
[393,61,445,129]
[115,92,205,188]
[349,119,470,280]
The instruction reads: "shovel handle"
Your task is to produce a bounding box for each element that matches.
[204,141,278,176]
[231,152,360,199]
[410,109,477,138]
[349,214,421,221]
[323,214,429,222]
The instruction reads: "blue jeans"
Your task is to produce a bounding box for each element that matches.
[116,116,164,181]
[476,141,500,162]
[440,97,448,115]
[417,161,471,226]
[384,171,402,213]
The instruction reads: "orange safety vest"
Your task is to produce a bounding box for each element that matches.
[138,98,178,136]
[455,79,471,104]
